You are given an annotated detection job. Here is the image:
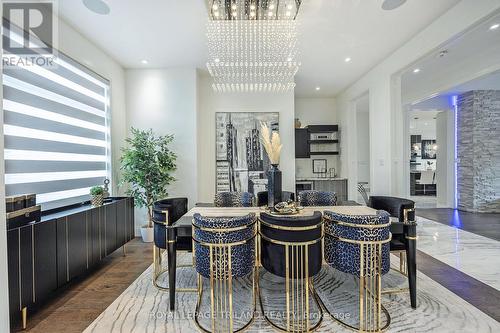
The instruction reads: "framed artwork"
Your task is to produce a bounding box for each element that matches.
[421,140,437,159]
[215,112,279,195]
[312,159,327,174]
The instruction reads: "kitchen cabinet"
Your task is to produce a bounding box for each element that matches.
[295,128,310,158]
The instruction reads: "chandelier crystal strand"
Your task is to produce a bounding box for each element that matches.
[206,0,302,93]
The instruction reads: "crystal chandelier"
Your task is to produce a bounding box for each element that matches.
[206,0,302,93]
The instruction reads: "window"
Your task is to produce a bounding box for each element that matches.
[3,26,111,210]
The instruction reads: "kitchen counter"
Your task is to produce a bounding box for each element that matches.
[295,178,348,202]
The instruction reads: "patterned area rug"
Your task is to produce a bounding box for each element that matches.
[84,252,500,333]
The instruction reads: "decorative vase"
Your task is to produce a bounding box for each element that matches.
[268,164,282,209]
[91,194,103,207]
[295,118,302,128]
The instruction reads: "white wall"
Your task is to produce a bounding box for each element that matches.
[57,19,127,196]
[197,74,295,202]
[336,0,500,200]
[356,110,370,184]
[295,98,338,178]
[436,110,456,208]
[126,69,199,227]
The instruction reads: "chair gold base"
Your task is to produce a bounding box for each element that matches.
[152,244,198,292]
[194,270,257,333]
[192,219,257,333]
[258,272,324,333]
[315,286,391,333]
[21,307,27,330]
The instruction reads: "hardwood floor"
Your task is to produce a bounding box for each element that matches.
[14,238,152,333]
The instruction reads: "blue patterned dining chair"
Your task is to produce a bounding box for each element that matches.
[192,213,257,333]
[298,190,337,206]
[321,210,392,332]
[214,191,254,207]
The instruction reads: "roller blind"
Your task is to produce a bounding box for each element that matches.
[2,23,111,210]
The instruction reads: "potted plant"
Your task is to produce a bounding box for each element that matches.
[120,128,177,242]
[90,186,104,207]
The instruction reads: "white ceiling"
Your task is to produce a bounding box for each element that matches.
[411,69,500,110]
[402,11,500,104]
[58,0,460,97]
[409,110,439,135]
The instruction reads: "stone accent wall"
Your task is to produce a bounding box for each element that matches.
[457,90,500,213]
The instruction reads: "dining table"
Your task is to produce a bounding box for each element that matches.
[165,205,379,310]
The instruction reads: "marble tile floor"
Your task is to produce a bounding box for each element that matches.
[416,216,500,291]
[410,196,437,209]
[84,252,500,333]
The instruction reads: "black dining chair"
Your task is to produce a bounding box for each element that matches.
[152,197,196,310]
[258,211,324,332]
[368,196,417,309]
[256,191,295,207]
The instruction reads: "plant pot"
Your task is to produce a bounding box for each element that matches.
[91,194,103,207]
[140,225,154,243]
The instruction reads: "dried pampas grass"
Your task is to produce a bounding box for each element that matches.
[260,122,282,165]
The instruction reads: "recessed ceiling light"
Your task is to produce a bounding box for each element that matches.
[381,0,407,10]
[413,68,420,74]
[490,23,500,30]
[83,0,110,15]
[345,57,351,63]
[141,60,148,65]
[437,50,449,58]
[315,86,321,91]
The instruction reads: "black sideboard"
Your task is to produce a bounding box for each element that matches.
[7,197,135,329]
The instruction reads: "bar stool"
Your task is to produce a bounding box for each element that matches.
[152,198,197,311]
[321,210,392,332]
[192,213,257,333]
[258,211,324,332]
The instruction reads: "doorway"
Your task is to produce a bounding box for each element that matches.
[356,94,370,203]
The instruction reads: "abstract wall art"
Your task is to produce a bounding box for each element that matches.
[215,112,279,195]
